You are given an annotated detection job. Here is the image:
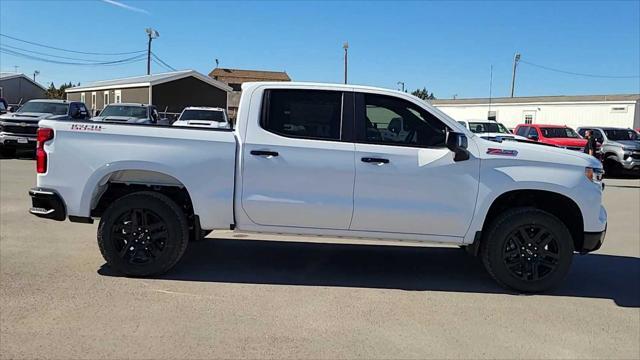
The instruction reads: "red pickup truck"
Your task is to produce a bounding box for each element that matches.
[515,124,587,151]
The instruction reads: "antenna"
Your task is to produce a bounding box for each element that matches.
[488,64,493,119]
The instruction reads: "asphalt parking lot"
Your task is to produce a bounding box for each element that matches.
[1,154,639,359]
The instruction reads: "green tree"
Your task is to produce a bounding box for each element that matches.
[411,87,436,100]
[46,82,76,99]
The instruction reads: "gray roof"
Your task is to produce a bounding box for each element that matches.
[431,94,640,105]
[0,72,47,91]
[66,70,232,93]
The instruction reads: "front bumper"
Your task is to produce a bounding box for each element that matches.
[29,188,66,221]
[580,225,606,254]
[621,158,640,171]
[0,132,37,148]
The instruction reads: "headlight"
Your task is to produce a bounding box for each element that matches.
[585,167,604,184]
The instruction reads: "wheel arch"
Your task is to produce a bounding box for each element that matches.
[480,189,584,252]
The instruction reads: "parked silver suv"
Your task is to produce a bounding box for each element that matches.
[577,126,640,175]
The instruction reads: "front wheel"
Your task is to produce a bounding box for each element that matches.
[480,208,574,293]
[97,191,189,277]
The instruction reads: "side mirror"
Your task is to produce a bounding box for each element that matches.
[446,131,470,162]
[70,108,81,118]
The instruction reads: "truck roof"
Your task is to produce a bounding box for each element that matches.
[182,107,226,111]
[26,99,70,104]
[106,103,150,107]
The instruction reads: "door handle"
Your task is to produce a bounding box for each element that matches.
[250,150,279,157]
[361,157,389,164]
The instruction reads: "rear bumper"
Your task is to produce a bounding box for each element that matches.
[580,225,606,254]
[29,188,66,221]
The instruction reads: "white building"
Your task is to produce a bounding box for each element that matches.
[432,94,640,130]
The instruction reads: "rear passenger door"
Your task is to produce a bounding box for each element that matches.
[241,89,356,230]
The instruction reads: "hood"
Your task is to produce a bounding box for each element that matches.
[479,133,528,141]
[475,137,600,169]
[542,137,587,147]
[92,116,149,124]
[608,140,640,150]
[0,112,63,122]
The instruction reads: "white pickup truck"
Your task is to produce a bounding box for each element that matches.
[29,82,607,292]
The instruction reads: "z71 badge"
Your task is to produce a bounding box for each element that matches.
[70,123,103,132]
[487,148,518,156]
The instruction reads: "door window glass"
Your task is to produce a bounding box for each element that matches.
[528,127,539,138]
[516,126,529,136]
[261,89,342,140]
[360,94,446,147]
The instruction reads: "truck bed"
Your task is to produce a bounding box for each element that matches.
[36,120,237,229]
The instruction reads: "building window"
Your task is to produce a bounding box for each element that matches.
[103,91,110,108]
[487,110,497,121]
[610,106,627,113]
[91,92,97,110]
[524,114,533,124]
[229,83,242,91]
[80,92,86,103]
[114,90,122,103]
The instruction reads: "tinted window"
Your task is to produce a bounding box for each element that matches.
[18,101,68,115]
[577,128,588,137]
[516,126,529,136]
[262,89,342,140]
[528,127,538,137]
[468,122,509,134]
[360,94,446,147]
[100,105,147,118]
[180,110,226,122]
[541,127,579,138]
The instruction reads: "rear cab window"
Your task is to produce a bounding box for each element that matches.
[261,89,344,141]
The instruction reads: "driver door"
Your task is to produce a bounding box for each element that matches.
[350,92,480,237]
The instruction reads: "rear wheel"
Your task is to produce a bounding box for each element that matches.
[481,208,574,293]
[97,191,189,277]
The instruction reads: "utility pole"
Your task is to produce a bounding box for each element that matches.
[510,52,521,98]
[488,64,493,118]
[397,81,405,92]
[33,70,39,82]
[13,65,19,73]
[145,28,159,75]
[343,42,349,84]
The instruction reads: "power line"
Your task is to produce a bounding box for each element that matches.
[1,43,132,63]
[0,46,146,66]
[519,59,639,79]
[151,52,177,71]
[0,33,146,56]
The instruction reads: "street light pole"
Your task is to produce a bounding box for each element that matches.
[145,28,159,75]
[343,42,349,84]
[33,70,39,82]
[397,81,405,92]
[510,52,521,98]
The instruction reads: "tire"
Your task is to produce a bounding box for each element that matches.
[604,158,621,177]
[480,207,574,293]
[0,146,16,157]
[97,191,189,277]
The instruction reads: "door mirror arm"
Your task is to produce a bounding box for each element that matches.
[446,131,470,162]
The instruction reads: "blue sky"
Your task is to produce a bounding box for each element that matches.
[1,0,638,98]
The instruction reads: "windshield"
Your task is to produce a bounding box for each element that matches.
[541,127,580,138]
[100,105,147,118]
[18,101,68,115]
[468,122,510,134]
[603,129,639,141]
[180,109,226,122]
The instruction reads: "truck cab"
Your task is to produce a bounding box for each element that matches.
[514,124,587,151]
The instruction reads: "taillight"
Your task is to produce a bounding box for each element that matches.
[36,128,54,174]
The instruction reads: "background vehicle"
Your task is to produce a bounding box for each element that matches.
[29,82,606,293]
[92,103,170,125]
[0,98,8,115]
[173,107,230,129]
[0,99,89,156]
[577,127,640,175]
[514,124,587,151]
[458,119,527,142]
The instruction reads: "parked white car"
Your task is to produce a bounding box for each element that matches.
[29,82,606,293]
[173,107,230,129]
[458,119,527,142]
